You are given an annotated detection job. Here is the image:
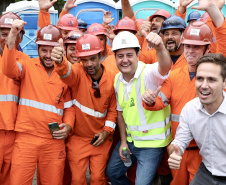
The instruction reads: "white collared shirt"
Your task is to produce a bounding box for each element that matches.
[172,91,226,176]
[116,61,170,111]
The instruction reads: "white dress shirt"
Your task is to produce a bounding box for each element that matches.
[116,61,170,111]
[172,91,226,176]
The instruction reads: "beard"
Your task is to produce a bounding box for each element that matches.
[165,39,178,52]
[40,57,54,69]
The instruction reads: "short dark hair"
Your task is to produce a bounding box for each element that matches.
[114,47,140,55]
[196,53,226,81]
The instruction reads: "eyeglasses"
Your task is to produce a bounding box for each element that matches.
[92,81,101,98]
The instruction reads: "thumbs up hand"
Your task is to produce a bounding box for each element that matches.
[51,38,65,64]
[142,86,161,106]
[137,16,151,37]
[142,30,164,51]
[168,144,183,169]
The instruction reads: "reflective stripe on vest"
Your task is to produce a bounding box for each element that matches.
[133,127,171,141]
[17,62,22,77]
[158,91,169,106]
[60,61,71,79]
[0,94,19,103]
[73,99,107,118]
[19,98,63,116]
[171,114,180,122]
[64,100,73,109]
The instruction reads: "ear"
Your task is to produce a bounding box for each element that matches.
[204,44,211,55]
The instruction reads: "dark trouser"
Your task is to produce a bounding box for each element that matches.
[190,162,226,185]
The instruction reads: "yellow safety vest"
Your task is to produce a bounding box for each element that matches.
[114,62,172,148]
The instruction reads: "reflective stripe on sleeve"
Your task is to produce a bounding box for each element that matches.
[133,127,171,141]
[158,91,169,106]
[0,94,19,103]
[105,120,116,130]
[19,98,63,116]
[64,100,73,109]
[73,99,107,118]
[171,114,180,122]
[17,62,22,77]
[60,61,71,78]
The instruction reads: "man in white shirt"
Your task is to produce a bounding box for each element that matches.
[105,31,172,185]
[168,53,226,184]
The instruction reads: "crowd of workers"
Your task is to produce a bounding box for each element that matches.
[0,0,226,184]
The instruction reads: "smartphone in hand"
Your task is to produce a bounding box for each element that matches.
[48,122,60,138]
[90,136,99,145]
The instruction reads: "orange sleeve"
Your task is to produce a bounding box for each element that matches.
[175,6,186,20]
[59,9,69,18]
[62,87,75,130]
[54,56,81,87]
[142,75,172,111]
[38,9,51,29]
[106,44,113,56]
[139,49,158,64]
[103,74,117,134]
[214,18,226,55]
[206,17,217,53]
[2,45,27,80]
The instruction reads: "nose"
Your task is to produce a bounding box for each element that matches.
[201,79,208,88]
[46,50,51,58]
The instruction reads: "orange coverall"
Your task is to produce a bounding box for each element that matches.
[143,65,202,184]
[2,46,75,185]
[55,57,117,185]
[0,51,29,185]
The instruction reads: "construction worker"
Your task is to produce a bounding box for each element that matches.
[168,53,226,185]
[2,21,75,185]
[105,30,172,185]
[78,18,87,34]
[0,11,30,185]
[87,23,113,60]
[64,29,83,64]
[140,15,188,71]
[187,11,201,24]
[38,0,78,38]
[142,1,225,184]
[52,33,117,185]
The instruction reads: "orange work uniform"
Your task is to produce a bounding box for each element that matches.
[143,65,202,184]
[0,51,29,185]
[102,54,119,75]
[2,46,75,185]
[55,57,117,185]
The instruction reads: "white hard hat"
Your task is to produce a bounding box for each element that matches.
[112,31,140,52]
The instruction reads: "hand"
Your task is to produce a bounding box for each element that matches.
[92,131,109,147]
[168,144,183,169]
[142,30,164,51]
[64,0,77,12]
[180,0,194,8]
[52,123,72,139]
[119,142,131,162]
[10,19,27,37]
[51,38,64,64]
[138,16,151,37]
[38,0,57,12]
[105,24,116,40]
[103,11,114,25]
[191,0,216,12]
[142,86,161,106]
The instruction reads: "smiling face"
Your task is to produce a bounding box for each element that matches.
[38,45,54,69]
[163,29,182,53]
[150,16,165,34]
[184,44,210,72]
[66,43,79,64]
[195,62,226,114]
[115,48,139,82]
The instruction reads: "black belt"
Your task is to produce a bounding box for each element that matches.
[185,146,199,151]
[200,162,226,181]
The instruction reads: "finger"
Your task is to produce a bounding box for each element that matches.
[59,38,64,49]
[59,123,66,128]
[146,16,149,21]
[141,30,147,37]
[154,86,161,97]
[51,0,57,6]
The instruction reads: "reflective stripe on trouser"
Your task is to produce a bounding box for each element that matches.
[67,135,112,185]
[171,149,202,185]
[10,133,65,185]
[0,130,15,185]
